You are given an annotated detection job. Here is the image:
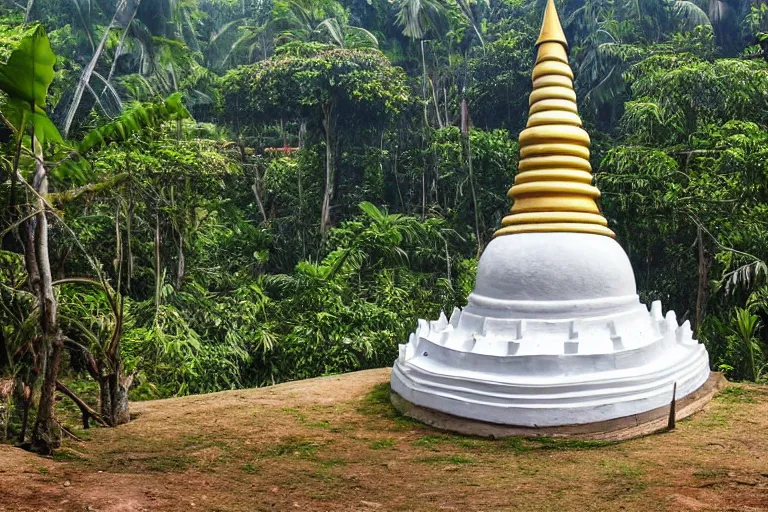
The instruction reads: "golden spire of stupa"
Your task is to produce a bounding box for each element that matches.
[495,0,614,238]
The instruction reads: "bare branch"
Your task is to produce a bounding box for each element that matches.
[56,380,107,427]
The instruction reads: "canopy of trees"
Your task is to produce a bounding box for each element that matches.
[1,0,768,453]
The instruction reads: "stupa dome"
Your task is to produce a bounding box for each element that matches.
[470,233,636,306]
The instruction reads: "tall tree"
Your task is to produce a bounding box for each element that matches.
[222,45,410,235]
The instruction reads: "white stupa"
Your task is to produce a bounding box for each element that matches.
[390,0,713,434]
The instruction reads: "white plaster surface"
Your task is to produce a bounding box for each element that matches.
[391,232,711,427]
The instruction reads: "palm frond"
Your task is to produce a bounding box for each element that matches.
[670,0,713,30]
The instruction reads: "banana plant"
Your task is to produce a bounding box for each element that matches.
[731,307,767,382]
[0,24,64,453]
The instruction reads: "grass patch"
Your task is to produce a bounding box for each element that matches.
[357,383,421,429]
[144,456,196,472]
[96,451,197,473]
[412,435,451,449]
[418,455,475,465]
[318,458,347,468]
[181,434,212,447]
[476,436,614,455]
[282,407,335,430]
[692,467,728,479]
[359,383,390,411]
[241,462,260,474]
[528,437,614,451]
[715,386,760,404]
[412,434,494,452]
[306,467,345,487]
[519,465,539,476]
[600,460,647,496]
[411,433,612,455]
[52,449,87,462]
[64,428,92,442]
[281,407,308,423]
[695,409,731,428]
[36,467,49,474]
[261,438,320,459]
[370,439,395,450]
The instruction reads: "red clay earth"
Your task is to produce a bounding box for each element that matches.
[1,368,767,511]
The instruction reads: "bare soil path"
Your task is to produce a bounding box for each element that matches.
[1,368,767,512]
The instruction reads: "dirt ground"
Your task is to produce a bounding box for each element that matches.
[1,368,767,512]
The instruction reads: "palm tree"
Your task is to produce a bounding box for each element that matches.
[395,0,449,218]
[395,0,453,126]
[62,0,140,138]
[395,0,449,40]
[214,0,377,67]
[60,0,212,136]
[274,0,378,48]
[316,18,378,49]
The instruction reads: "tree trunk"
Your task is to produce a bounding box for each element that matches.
[298,122,306,148]
[392,146,404,211]
[420,40,428,127]
[29,137,63,454]
[421,160,426,220]
[126,199,134,292]
[461,97,469,135]
[297,133,305,258]
[105,199,130,426]
[96,371,132,427]
[16,340,37,444]
[24,0,34,22]
[462,99,482,256]
[239,139,267,223]
[99,374,112,424]
[419,40,429,220]
[443,87,449,128]
[250,174,267,223]
[31,334,62,454]
[320,103,335,236]
[430,77,444,129]
[432,150,441,210]
[176,230,185,290]
[109,372,133,425]
[154,213,162,310]
[18,210,40,446]
[695,225,710,334]
[106,1,141,84]
[18,386,32,443]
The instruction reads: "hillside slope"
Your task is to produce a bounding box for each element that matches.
[1,368,767,511]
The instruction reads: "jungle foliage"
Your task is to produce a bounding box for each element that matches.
[1,0,768,452]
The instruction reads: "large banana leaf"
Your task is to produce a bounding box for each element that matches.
[0,24,56,111]
[0,24,61,145]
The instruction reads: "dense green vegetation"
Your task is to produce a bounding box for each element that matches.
[1,0,768,452]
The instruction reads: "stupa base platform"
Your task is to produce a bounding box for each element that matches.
[390,372,725,441]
